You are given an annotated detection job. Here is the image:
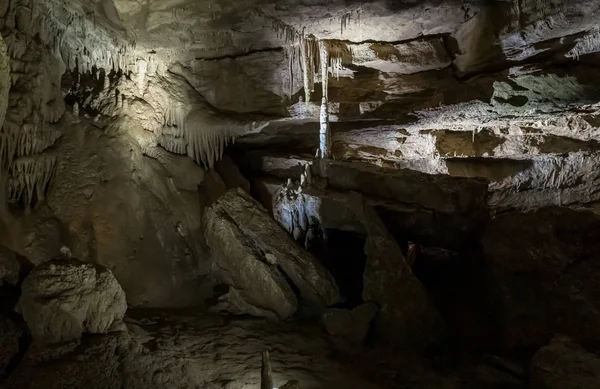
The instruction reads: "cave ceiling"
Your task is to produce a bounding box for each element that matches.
[2,0,600,210]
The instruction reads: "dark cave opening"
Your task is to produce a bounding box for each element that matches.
[308,228,367,307]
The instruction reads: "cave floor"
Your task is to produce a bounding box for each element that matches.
[3,309,527,389]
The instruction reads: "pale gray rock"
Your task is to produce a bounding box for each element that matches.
[203,188,341,320]
[322,303,378,344]
[16,259,127,345]
[531,337,600,389]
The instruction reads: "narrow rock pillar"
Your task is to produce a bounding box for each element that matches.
[319,40,331,159]
[261,350,274,389]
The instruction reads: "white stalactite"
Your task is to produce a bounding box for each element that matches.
[319,40,331,159]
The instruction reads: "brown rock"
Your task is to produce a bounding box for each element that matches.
[531,337,600,389]
[483,207,600,349]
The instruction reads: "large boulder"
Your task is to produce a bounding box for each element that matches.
[483,207,600,350]
[531,337,600,389]
[203,188,341,320]
[16,259,127,344]
[349,193,444,349]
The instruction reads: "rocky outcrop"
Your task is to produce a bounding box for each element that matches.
[203,188,341,320]
[531,337,600,389]
[267,158,490,249]
[483,207,600,350]
[349,193,444,349]
[16,259,127,345]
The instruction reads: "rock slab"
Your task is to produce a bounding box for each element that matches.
[203,188,341,320]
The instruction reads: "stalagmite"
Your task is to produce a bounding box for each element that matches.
[319,97,330,158]
[136,59,147,94]
[261,351,273,389]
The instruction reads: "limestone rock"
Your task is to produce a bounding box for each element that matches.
[262,158,490,249]
[22,218,63,266]
[16,259,127,344]
[0,245,20,286]
[322,303,378,344]
[203,188,341,320]
[483,207,600,350]
[531,337,600,389]
[349,193,444,349]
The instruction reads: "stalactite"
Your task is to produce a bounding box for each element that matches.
[299,35,319,104]
[8,155,57,208]
[320,40,329,100]
[341,12,352,35]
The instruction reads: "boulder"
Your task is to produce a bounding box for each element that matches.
[349,193,444,349]
[483,207,600,350]
[322,303,378,344]
[203,188,341,320]
[16,259,127,344]
[531,337,600,389]
[0,245,20,287]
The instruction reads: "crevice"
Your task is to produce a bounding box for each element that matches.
[194,47,284,61]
